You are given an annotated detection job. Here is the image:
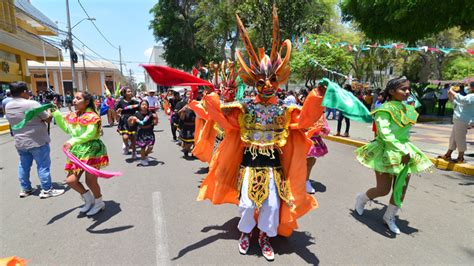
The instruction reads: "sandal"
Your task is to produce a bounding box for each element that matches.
[452,158,465,163]
[437,155,451,161]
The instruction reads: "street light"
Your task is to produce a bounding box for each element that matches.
[72,17,96,29]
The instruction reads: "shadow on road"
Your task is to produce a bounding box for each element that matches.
[272,231,319,265]
[47,200,133,234]
[172,217,241,260]
[47,205,79,225]
[195,167,209,175]
[87,200,134,234]
[309,180,326,193]
[350,202,419,238]
[172,217,320,264]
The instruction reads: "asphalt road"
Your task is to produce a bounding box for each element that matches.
[0,112,473,265]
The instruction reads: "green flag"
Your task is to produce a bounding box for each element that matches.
[235,76,246,101]
[393,164,410,207]
[11,103,54,130]
[321,78,372,123]
[114,81,121,98]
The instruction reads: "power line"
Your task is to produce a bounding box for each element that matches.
[77,0,119,50]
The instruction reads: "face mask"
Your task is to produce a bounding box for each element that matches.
[465,88,470,94]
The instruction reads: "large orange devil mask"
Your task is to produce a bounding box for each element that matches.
[235,5,291,99]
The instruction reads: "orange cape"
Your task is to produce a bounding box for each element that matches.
[196,90,324,237]
[189,95,219,163]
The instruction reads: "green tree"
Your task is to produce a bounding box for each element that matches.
[194,0,243,61]
[291,33,353,87]
[340,0,474,43]
[237,0,335,49]
[443,56,474,80]
[149,0,215,70]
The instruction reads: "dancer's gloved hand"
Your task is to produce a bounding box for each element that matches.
[63,142,72,150]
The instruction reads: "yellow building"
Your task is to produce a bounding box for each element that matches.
[28,60,121,96]
[0,0,62,94]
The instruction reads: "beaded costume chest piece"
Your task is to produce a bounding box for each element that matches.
[222,100,293,159]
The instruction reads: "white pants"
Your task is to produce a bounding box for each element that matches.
[237,167,280,237]
[449,119,469,152]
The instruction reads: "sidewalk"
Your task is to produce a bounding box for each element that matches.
[325,117,474,175]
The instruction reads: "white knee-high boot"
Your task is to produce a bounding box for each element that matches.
[354,192,370,215]
[383,204,401,234]
[86,197,105,216]
[79,190,94,213]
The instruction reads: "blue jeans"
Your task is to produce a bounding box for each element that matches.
[326,108,337,119]
[17,144,52,191]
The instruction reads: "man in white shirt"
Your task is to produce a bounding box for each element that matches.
[5,82,64,198]
[438,84,449,116]
[146,90,159,112]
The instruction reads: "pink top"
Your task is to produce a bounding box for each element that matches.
[106,97,115,109]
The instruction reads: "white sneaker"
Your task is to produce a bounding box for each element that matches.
[383,204,401,234]
[86,197,105,216]
[355,193,370,216]
[79,190,94,213]
[306,180,315,194]
[39,188,65,199]
[140,159,149,166]
[19,188,36,198]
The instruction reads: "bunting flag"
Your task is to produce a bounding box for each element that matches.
[11,103,54,130]
[141,65,214,100]
[63,147,122,178]
[310,60,349,80]
[293,35,473,56]
[320,78,372,123]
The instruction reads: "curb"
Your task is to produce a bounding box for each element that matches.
[0,123,9,134]
[323,135,474,176]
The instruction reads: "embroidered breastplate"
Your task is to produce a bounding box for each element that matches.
[239,102,291,156]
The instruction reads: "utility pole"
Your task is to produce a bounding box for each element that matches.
[65,0,77,92]
[119,45,123,77]
[129,68,133,89]
[82,45,89,92]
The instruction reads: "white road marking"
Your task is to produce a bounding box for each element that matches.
[152,192,170,265]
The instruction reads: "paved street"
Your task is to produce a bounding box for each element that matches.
[1,111,473,265]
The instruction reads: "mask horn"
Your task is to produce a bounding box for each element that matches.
[270,4,280,62]
[235,13,259,66]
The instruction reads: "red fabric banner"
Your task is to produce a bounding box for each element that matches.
[141,65,214,88]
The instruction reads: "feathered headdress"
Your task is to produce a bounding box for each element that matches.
[235,5,291,86]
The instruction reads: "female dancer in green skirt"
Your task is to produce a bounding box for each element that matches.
[354,77,432,234]
[53,91,109,216]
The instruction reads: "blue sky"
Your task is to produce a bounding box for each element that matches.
[31,0,158,82]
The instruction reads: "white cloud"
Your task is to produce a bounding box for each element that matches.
[144,47,153,58]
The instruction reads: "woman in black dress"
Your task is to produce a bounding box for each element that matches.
[129,100,158,166]
[115,87,139,159]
